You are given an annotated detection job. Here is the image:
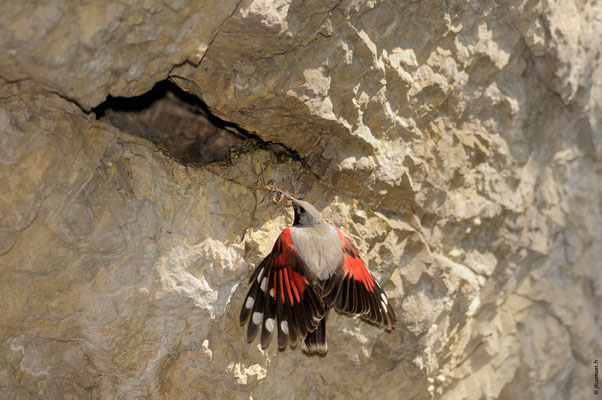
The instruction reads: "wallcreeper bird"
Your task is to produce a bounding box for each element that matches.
[239,188,395,353]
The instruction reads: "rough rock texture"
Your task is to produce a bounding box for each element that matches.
[1,0,601,399]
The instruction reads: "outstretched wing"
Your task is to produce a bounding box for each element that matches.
[334,229,396,330]
[240,228,325,349]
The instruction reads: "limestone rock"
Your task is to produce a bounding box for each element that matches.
[0,0,240,109]
[1,0,601,399]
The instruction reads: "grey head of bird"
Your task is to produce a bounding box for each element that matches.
[273,188,325,228]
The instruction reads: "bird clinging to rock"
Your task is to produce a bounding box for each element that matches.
[239,187,396,354]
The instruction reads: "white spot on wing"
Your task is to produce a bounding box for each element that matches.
[269,288,274,297]
[265,318,275,332]
[252,312,263,325]
[381,300,387,311]
[280,320,289,335]
[381,293,388,305]
[260,277,267,292]
[257,267,264,283]
[245,297,254,309]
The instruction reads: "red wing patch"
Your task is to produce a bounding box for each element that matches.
[335,229,396,330]
[240,228,325,349]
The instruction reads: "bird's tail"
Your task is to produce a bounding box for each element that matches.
[302,317,327,354]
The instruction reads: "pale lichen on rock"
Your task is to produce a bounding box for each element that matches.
[0,0,601,399]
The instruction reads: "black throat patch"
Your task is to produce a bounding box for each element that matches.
[293,206,301,226]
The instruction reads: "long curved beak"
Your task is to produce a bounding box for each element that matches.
[272,187,296,202]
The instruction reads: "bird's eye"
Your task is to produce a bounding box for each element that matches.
[299,207,305,213]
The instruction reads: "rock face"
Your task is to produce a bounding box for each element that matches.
[1,0,601,399]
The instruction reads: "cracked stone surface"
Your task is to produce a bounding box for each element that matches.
[1,0,601,399]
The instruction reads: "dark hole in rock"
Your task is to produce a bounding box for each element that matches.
[93,80,256,165]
